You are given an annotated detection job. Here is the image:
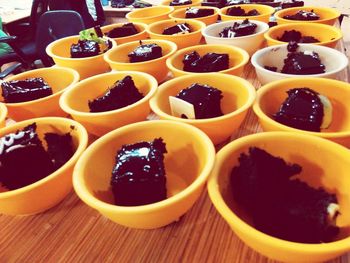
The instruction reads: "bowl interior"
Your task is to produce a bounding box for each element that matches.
[49,36,81,58]
[149,19,203,34]
[276,6,339,21]
[170,6,218,19]
[257,79,350,133]
[127,6,173,19]
[63,72,155,112]
[216,134,350,241]
[78,121,213,205]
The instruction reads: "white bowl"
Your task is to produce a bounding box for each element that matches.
[202,20,269,55]
[251,43,349,85]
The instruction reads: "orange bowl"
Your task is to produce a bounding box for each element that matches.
[161,0,202,10]
[101,22,148,44]
[0,103,7,128]
[220,4,275,23]
[126,6,174,24]
[169,6,219,25]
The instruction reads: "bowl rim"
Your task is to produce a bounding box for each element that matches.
[149,73,256,123]
[73,120,216,213]
[208,131,350,252]
[125,5,174,20]
[104,39,178,66]
[252,77,350,137]
[166,43,250,75]
[274,6,341,24]
[161,0,202,6]
[169,5,220,19]
[0,102,7,122]
[220,3,275,18]
[0,117,88,198]
[46,35,117,62]
[264,22,343,46]
[202,19,270,40]
[100,22,148,41]
[147,18,206,37]
[1,67,80,106]
[59,71,158,116]
[251,43,349,78]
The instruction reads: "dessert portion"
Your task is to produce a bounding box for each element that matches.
[173,83,223,119]
[170,0,192,5]
[231,147,340,243]
[0,123,74,190]
[110,138,167,206]
[226,6,260,16]
[106,23,139,38]
[88,76,144,113]
[185,7,215,18]
[278,30,320,43]
[201,0,304,8]
[111,0,152,8]
[183,51,229,72]
[274,87,332,132]
[1,78,53,103]
[70,26,112,58]
[128,42,163,63]
[219,19,258,38]
[283,10,320,21]
[162,23,192,35]
[281,0,304,9]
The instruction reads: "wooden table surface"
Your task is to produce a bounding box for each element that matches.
[0,0,31,25]
[1,3,350,263]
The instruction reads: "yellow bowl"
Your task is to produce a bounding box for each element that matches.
[166,44,249,78]
[147,18,205,49]
[1,67,79,121]
[46,35,116,80]
[274,6,340,26]
[101,22,148,45]
[73,120,215,229]
[59,71,158,137]
[161,0,202,10]
[264,22,343,48]
[220,4,275,23]
[126,6,174,24]
[169,6,219,25]
[208,131,350,262]
[253,77,350,148]
[0,103,7,128]
[0,117,88,215]
[150,73,256,144]
[104,39,177,83]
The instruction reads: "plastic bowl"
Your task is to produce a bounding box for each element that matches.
[202,20,269,55]
[161,0,202,10]
[59,71,158,137]
[104,39,177,83]
[0,117,88,215]
[0,67,80,121]
[208,131,350,262]
[0,103,7,128]
[166,44,249,78]
[126,6,174,24]
[101,22,148,44]
[73,120,215,229]
[149,73,256,144]
[46,35,116,80]
[253,77,350,148]
[220,4,275,23]
[264,22,343,48]
[169,6,219,25]
[251,43,349,85]
[274,6,341,26]
[147,18,206,49]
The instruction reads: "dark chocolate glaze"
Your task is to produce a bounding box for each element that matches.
[170,0,192,6]
[107,23,138,38]
[183,51,229,72]
[219,19,258,37]
[128,43,163,63]
[70,40,101,58]
[278,30,319,43]
[162,23,192,35]
[226,6,260,16]
[283,10,320,21]
[185,7,214,18]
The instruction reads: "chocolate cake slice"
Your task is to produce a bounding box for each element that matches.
[219,19,258,37]
[281,0,304,9]
[111,138,167,206]
[226,6,260,16]
[88,76,144,112]
[70,40,101,58]
[170,0,192,6]
[175,83,223,119]
[283,10,320,21]
[1,78,53,103]
[278,30,319,43]
[106,23,139,38]
[183,51,229,72]
[128,43,163,63]
[185,7,214,18]
[162,23,192,35]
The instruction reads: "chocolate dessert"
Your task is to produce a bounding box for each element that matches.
[1,78,53,103]
[110,138,167,206]
[0,123,74,190]
[128,43,163,63]
[170,0,192,5]
[185,7,215,18]
[106,23,139,38]
[175,83,223,119]
[70,40,101,58]
[226,6,260,16]
[231,147,340,243]
[88,76,144,113]
[219,19,258,37]
[162,23,192,35]
[283,10,320,21]
[281,0,304,9]
[183,51,229,72]
[278,30,320,43]
[111,0,152,8]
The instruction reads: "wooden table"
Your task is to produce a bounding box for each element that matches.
[1,4,350,263]
[0,0,31,25]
